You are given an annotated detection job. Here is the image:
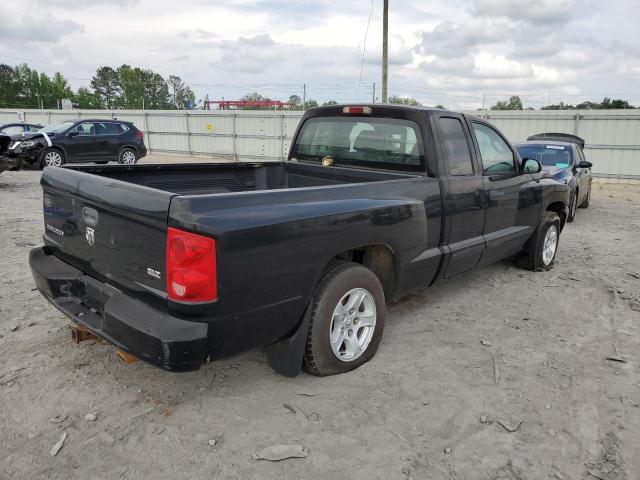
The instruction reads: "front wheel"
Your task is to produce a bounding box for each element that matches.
[118,148,138,165]
[518,211,561,271]
[304,262,385,376]
[39,148,65,168]
[567,190,578,222]
[580,184,591,208]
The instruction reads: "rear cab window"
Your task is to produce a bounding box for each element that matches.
[438,117,474,176]
[292,117,424,172]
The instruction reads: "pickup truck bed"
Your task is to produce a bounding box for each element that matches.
[30,104,569,376]
[94,161,416,194]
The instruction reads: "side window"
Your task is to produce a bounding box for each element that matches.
[2,126,25,135]
[71,123,96,136]
[27,125,41,132]
[439,117,474,175]
[471,123,515,175]
[118,123,130,133]
[97,123,120,135]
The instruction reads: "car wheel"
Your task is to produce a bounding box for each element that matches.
[518,211,561,271]
[580,184,591,208]
[118,148,137,165]
[304,261,385,376]
[39,149,65,168]
[567,190,578,222]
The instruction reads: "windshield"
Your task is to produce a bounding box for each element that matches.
[41,121,75,134]
[516,144,573,168]
[292,117,424,172]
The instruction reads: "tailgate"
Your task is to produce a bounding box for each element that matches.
[41,166,174,299]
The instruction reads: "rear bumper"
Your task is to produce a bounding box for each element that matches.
[29,247,208,372]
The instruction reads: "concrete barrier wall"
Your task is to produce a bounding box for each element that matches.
[2,108,639,179]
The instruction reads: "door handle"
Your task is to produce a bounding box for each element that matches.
[489,190,504,199]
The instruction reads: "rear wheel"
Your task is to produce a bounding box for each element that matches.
[118,148,137,165]
[304,262,385,376]
[39,148,64,168]
[518,211,561,271]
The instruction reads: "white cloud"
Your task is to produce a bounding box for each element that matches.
[0,0,638,109]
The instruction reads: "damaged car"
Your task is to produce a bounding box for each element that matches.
[4,119,147,169]
[0,123,43,174]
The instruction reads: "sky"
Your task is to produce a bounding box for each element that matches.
[1,0,639,109]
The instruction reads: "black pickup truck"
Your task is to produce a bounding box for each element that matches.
[30,105,569,377]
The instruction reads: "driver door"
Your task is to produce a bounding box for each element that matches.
[66,122,98,162]
[469,121,538,265]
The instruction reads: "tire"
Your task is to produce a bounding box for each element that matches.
[580,184,591,208]
[567,190,578,222]
[518,211,561,271]
[39,148,65,169]
[118,147,137,165]
[304,261,385,376]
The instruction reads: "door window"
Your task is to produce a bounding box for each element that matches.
[471,123,515,175]
[72,123,96,136]
[439,117,474,175]
[1,126,25,135]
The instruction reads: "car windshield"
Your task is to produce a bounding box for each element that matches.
[41,122,75,134]
[292,116,423,172]
[516,144,573,168]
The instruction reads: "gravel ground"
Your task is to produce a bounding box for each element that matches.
[1,170,639,480]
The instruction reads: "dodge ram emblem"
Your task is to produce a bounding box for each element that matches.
[85,227,95,246]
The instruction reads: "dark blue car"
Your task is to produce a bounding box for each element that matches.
[515,133,593,222]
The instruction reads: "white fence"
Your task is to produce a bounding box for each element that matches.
[1,108,639,179]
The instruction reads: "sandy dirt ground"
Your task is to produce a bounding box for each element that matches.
[0,170,639,480]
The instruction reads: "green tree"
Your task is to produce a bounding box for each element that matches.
[73,87,103,109]
[51,72,73,102]
[433,104,446,109]
[490,95,523,110]
[0,64,20,107]
[288,94,302,109]
[91,66,120,109]
[168,75,195,109]
[388,95,421,106]
[323,100,338,106]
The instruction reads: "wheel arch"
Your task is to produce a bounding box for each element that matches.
[331,243,396,300]
[118,144,139,156]
[545,201,567,232]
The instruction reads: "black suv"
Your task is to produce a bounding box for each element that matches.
[4,119,147,168]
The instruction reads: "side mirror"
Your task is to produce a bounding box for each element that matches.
[577,161,592,169]
[68,130,79,137]
[522,157,542,174]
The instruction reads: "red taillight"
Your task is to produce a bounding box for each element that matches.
[135,130,144,139]
[166,227,217,302]
[342,106,372,115]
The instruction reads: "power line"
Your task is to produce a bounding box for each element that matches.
[356,0,375,101]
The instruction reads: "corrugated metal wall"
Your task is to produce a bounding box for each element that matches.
[469,110,640,179]
[1,108,639,178]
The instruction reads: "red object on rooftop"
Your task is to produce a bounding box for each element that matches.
[204,99,292,110]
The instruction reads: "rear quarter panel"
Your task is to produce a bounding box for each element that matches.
[169,176,442,358]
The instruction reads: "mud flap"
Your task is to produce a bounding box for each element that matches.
[266,303,312,377]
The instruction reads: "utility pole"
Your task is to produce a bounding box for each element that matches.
[382,0,388,103]
[372,82,376,103]
[302,83,307,110]
[482,93,486,110]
